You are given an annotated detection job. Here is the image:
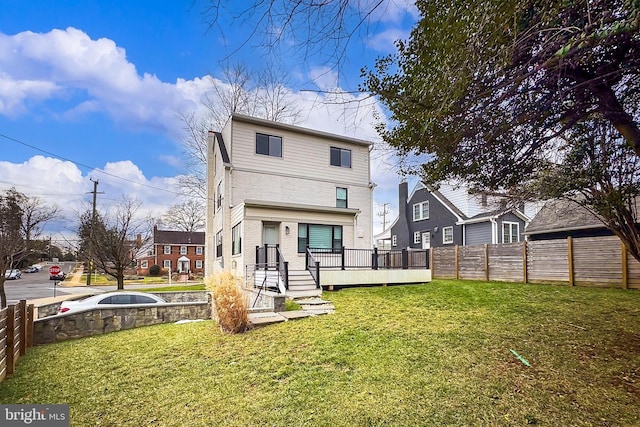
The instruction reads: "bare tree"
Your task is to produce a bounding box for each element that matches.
[162,199,206,232]
[178,62,302,196]
[0,189,25,308]
[78,198,151,290]
[19,195,60,263]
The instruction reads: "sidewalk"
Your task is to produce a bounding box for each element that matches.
[61,264,85,287]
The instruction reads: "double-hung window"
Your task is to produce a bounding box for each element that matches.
[163,245,171,255]
[502,222,520,243]
[330,147,351,168]
[195,260,203,269]
[163,260,171,269]
[180,246,187,255]
[215,230,223,258]
[232,223,242,255]
[256,133,282,157]
[216,182,222,210]
[413,201,429,221]
[298,224,343,253]
[336,187,348,208]
[443,226,454,244]
[196,246,203,255]
[413,232,421,244]
[141,260,148,269]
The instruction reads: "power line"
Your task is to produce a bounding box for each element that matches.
[0,131,207,200]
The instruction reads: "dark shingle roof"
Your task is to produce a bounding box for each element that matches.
[154,229,205,245]
[524,199,603,235]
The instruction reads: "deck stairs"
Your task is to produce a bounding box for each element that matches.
[285,269,322,299]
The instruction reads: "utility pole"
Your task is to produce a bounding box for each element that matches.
[377,203,390,231]
[86,178,103,286]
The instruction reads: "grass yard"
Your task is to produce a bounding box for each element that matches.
[1,280,639,426]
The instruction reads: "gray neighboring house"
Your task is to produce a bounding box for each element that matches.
[385,181,531,250]
[524,198,616,240]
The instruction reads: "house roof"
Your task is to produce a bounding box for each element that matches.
[154,228,205,245]
[231,114,373,147]
[524,199,603,235]
[213,131,230,164]
[244,199,360,216]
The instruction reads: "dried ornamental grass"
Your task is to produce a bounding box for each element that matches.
[205,272,251,334]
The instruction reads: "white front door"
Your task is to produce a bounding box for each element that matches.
[422,232,431,250]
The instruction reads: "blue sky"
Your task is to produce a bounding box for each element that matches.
[0,0,419,241]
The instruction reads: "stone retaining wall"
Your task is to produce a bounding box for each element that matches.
[246,289,285,312]
[34,302,211,345]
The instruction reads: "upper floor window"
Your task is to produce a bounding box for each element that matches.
[413,201,429,221]
[180,246,187,255]
[336,187,348,208]
[163,245,171,255]
[256,133,282,157]
[443,226,454,244]
[502,222,520,243]
[330,147,351,168]
[196,246,203,255]
[216,181,222,210]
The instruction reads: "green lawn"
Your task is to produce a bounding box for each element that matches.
[1,280,639,426]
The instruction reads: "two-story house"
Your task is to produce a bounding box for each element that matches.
[137,225,205,275]
[388,181,531,249]
[206,114,374,277]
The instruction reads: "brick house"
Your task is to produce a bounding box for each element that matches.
[137,225,205,275]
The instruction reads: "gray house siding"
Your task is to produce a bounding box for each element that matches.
[465,223,493,246]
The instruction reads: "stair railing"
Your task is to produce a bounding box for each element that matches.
[305,247,321,288]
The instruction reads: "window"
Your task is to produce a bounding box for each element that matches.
[163,260,171,269]
[163,245,171,255]
[297,224,343,253]
[180,246,187,255]
[502,222,520,243]
[443,226,454,244]
[140,260,148,269]
[413,201,429,221]
[256,133,282,157]
[413,232,421,244]
[232,223,242,255]
[392,235,397,247]
[330,147,351,168]
[336,187,348,208]
[195,260,203,269]
[216,230,223,258]
[216,181,222,210]
[196,246,203,255]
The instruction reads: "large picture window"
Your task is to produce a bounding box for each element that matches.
[330,147,351,168]
[297,224,343,253]
[256,133,282,157]
[502,222,520,243]
[232,223,242,255]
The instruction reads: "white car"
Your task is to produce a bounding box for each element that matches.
[5,269,21,280]
[31,264,43,271]
[58,291,167,314]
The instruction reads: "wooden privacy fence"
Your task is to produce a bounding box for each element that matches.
[431,235,640,289]
[0,300,35,384]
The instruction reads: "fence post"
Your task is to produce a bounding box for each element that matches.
[26,304,34,349]
[454,245,459,280]
[484,244,489,282]
[255,246,260,267]
[6,305,15,375]
[568,237,574,286]
[402,249,408,270]
[372,247,379,270]
[622,241,629,289]
[341,246,346,270]
[19,300,27,356]
[522,241,528,284]
[283,261,289,290]
[315,261,321,289]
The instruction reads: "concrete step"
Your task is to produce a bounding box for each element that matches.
[294,297,335,312]
[287,283,317,291]
[285,289,322,298]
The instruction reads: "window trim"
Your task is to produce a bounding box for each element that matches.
[443,226,454,244]
[413,201,429,221]
[215,230,223,258]
[255,132,283,158]
[216,181,222,211]
[163,260,171,269]
[413,231,421,245]
[195,260,203,269]
[502,221,520,243]
[392,235,397,247]
[180,246,187,255]
[297,223,343,253]
[163,245,171,255]
[330,146,352,168]
[196,246,203,255]
[140,260,148,269]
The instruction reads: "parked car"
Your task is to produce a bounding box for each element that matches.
[58,291,167,314]
[50,272,66,281]
[31,264,43,271]
[24,266,38,273]
[5,269,21,280]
